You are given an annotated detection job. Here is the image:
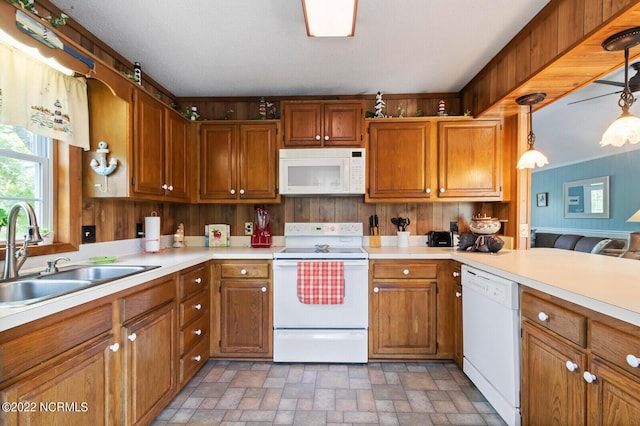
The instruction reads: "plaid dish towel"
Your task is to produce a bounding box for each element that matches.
[297,261,344,304]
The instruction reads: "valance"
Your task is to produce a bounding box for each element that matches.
[0,40,89,150]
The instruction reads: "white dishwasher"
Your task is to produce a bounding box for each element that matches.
[462,265,520,426]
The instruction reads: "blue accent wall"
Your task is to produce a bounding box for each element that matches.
[531,149,640,231]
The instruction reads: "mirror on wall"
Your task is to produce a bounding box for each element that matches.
[563,176,610,219]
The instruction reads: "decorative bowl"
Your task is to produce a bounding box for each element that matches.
[469,216,501,235]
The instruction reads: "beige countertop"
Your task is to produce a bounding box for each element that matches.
[2,243,639,332]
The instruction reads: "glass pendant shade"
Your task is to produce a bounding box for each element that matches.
[600,110,640,147]
[516,148,549,169]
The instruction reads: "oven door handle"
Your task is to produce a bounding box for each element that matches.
[273,260,368,268]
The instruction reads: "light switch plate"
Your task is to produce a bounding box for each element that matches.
[519,224,529,238]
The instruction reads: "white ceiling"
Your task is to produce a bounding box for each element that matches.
[48,0,640,167]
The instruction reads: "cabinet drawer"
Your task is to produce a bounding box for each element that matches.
[180,311,209,355]
[180,264,208,299]
[179,332,209,384]
[123,277,175,323]
[180,290,209,327]
[591,321,640,379]
[521,292,587,347]
[220,263,269,279]
[0,303,112,383]
[373,262,437,279]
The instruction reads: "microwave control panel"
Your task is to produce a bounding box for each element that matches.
[349,150,366,193]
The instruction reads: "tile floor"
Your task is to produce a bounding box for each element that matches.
[152,360,506,426]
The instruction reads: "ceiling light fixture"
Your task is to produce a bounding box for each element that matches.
[302,0,357,37]
[600,27,640,147]
[516,92,548,169]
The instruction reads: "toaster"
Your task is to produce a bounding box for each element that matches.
[428,231,453,247]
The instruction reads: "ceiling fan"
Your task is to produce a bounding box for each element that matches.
[569,62,640,105]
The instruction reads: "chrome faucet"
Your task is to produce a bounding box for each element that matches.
[2,202,43,280]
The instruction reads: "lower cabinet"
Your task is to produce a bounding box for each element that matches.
[521,287,640,425]
[369,260,456,360]
[211,260,272,358]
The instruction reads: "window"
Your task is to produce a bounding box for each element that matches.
[0,124,53,242]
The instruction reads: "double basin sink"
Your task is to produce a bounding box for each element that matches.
[0,264,160,307]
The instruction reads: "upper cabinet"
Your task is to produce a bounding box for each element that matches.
[84,79,192,202]
[282,100,364,147]
[199,121,280,203]
[366,117,503,202]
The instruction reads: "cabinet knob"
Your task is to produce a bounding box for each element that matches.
[239,189,245,195]
[240,269,247,275]
[261,286,267,292]
[128,333,137,342]
[373,287,379,293]
[195,277,202,284]
[403,269,409,275]
[453,271,460,278]
[426,188,431,194]
[324,135,329,141]
[230,189,236,195]
[109,343,120,352]
[194,303,202,310]
[315,135,321,140]
[439,187,445,193]
[565,361,578,372]
[583,371,596,384]
[193,329,202,336]
[193,355,202,362]
[626,354,640,368]
[161,184,168,190]
[537,312,549,322]
[168,185,173,191]
[455,291,462,298]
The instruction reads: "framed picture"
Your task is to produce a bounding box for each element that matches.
[536,192,548,207]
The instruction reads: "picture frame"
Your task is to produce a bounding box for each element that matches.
[536,192,548,207]
[563,176,610,219]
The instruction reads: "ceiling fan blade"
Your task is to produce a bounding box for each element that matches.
[594,79,625,88]
[568,90,621,105]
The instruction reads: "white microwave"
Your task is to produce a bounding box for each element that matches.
[279,148,366,195]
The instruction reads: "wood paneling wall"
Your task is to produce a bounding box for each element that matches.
[83,197,495,242]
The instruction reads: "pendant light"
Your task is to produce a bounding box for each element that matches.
[600,27,640,147]
[516,93,548,169]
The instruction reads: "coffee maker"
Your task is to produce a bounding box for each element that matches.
[251,206,272,248]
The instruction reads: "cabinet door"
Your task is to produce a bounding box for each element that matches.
[123,302,176,426]
[368,121,432,199]
[165,110,191,201]
[370,280,437,356]
[437,120,501,198]
[238,123,278,200]
[200,124,237,200]
[521,323,587,426]
[0,336,118,426]
[323,101,363,146]
[133,89,165,196]
[283,102,322,146]
[219,280,270,355]
[586,358,640,425]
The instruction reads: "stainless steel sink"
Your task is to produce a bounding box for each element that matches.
[0,265,160,307]
[0,279,93,307]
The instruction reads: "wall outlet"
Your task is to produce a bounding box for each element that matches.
[519,224,530,238]
[244,222,254,236]
[135,223,144,238]
[82,225,96,244]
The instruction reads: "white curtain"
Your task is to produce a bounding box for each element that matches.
[0,41,90,150]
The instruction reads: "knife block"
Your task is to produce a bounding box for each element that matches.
[369,235,381,248]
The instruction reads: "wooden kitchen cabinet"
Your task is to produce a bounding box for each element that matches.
[450,261,463,368]
[178,263,210,385]
[521,287,640,425]
[369,260,438,359]
[0,303,117,426]
[282,100,364,147]
[367,120,433,200]
[366,118,503,202]
[211,260,272,358]
[85,79,192,201]
[437,120,502,198]
[199,122,279,203]
[121,277,177,426]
